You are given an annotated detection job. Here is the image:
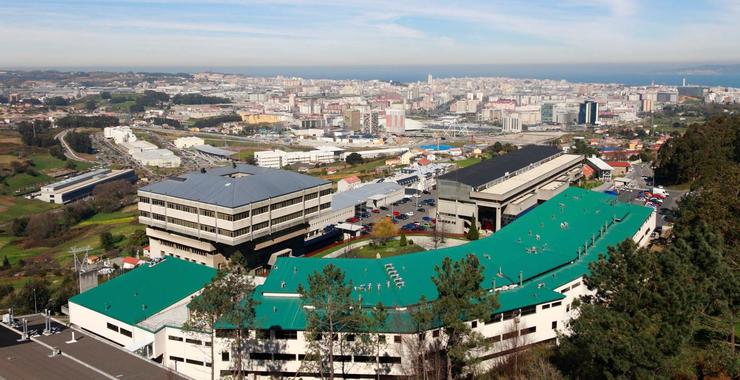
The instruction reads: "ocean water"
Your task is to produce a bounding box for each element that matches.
[31,63,740,87]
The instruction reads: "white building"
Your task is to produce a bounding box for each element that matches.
[254,149,337,168]
[174,136,205,149]
[69,188,656,380]
[37,168,137,204]
[104,126,137,144]
[502,115,522,133]
[131,149,182,168]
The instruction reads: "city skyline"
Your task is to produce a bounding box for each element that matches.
[2,0,740,67]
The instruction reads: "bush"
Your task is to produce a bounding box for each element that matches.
[399,233,408,246]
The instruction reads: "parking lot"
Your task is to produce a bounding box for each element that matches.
[349,189,439,233]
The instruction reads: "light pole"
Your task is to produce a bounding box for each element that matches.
[33,288,37,314]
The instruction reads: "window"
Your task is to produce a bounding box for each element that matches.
[170,356,184,362]
[168,335,183,342]
[273,196,303,209]
[139,196,150,204]
[520,326,537,335]
[471,321,478,329]
[551,301,562,307]
[274,330,297,340]
[107,323,119,332]
[221,351,230,361]
[256,330,271,340]
[200,209,215,218]
[304,192,318,200]
[186,359,204,366]
[320,202,331,210]
[120,328,132,338]
[139,211,151,218]
[487,335,501,343]
[186,338,202,345]
[151,199,165,207]
[252,205,269,215]
[379,356,402,364]
[200,224,217,233]
[253,221,269,231]
[152,213,166,221]
[432,330,440,338]
[250,353,272,360]
[204,341,212,347]
[502,331,518,340]
[273,353,297,361]
[167,202,197,214]
[551,321,557,330]
[320,189,331,196]
[394,335,402,343]
[542,304,551,310]
[378,335,386,344]
[166,216,198,229]
[345,334,355,342]
[272,211,303,225]
[520,305,537,316]
[305,206,318,215]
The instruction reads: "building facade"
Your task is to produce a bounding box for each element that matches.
[137,165,333,268]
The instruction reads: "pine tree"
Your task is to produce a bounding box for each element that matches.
[466,223,480,241]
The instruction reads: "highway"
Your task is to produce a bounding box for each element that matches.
[54,129,92,162]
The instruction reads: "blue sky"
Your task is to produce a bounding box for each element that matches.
[1,0,739,67]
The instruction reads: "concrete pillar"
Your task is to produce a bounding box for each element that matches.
[495,207,502,231]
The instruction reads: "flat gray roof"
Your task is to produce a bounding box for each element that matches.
[194,144,236,157]
[331,182,403,210]
[140,164,329,208]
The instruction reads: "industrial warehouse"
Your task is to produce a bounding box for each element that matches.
[68,188,655,380]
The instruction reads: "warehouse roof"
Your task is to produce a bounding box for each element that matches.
[331,182,403,211]
[70,258,216,326]
[194,144,236,157]
[248,187,652,332]
[438,145,562,187]
[139,164,329,208]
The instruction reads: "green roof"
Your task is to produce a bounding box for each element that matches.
[251,187,653,332]
[70,257,216,326]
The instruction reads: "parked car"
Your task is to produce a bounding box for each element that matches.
[371,209,381,213]
[346,217,360,223]
[406,211,414,216]
[417,207,426,212]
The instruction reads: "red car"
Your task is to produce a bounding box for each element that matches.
[371,209,380,213]
[392,211,401,217]
[346,217,360,223]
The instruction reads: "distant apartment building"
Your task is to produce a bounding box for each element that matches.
[502,114,522,133]
[38,168,137,204]
[578,100,599,125]
[541,102,555,123]
[137,165,333,268]
[343,109,362,131]
[385,108,406,134]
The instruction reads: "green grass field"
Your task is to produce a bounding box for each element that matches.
[454,157,482,168]
[343,240,423,259]
[0,196,59,224]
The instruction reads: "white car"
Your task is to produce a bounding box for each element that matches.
[406,212,414,216]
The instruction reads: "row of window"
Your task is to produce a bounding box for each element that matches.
[560,281,581,294]
[149,213,258,238]
[242,352,401,364]
[272,210,304,226]
[167,202,197,214]
[159,239,210,257]
[169,355,211,367]
[272,196,303,210]
[486,326,537,343]
[107,322,132,338]
[541,301,562,310]
[168,335,212,346]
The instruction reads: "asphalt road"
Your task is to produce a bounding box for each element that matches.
[55,129,92,162]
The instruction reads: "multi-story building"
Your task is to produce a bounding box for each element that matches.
[437,145,583,233]
[38,168,137,204]
[578,100,599,125]
[137,164,333,268]
[385,108,406,134]
[502,114,522,133]
[69,188,655,380]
